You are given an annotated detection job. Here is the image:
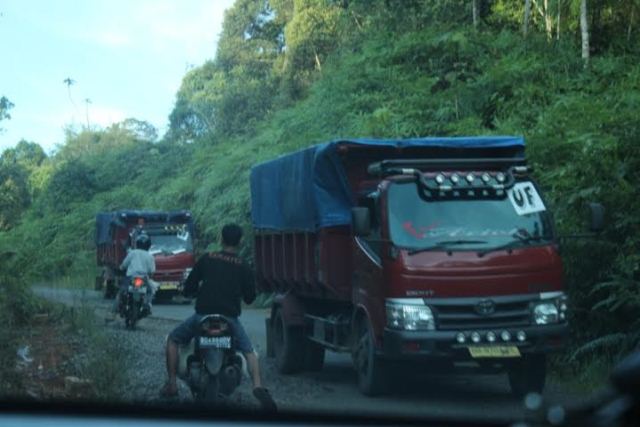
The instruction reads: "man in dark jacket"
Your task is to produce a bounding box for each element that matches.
[160,224,276,410]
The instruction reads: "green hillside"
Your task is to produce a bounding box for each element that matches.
[1,0,639,379]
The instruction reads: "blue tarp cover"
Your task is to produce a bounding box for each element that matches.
[250,137,525,232]
[95,210,194,244]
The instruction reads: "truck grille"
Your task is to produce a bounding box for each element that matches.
[430,296,533,330]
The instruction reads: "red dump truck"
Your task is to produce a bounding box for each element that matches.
[251,137,604,396]
[96,210,196,301]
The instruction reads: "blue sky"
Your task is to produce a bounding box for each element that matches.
[0,0,235,153]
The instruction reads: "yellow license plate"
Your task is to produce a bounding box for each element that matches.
[159,282,178,290]
[468,346,521,358]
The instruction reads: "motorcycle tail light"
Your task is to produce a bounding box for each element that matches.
[133,277,144,287]
[202,320,229,336]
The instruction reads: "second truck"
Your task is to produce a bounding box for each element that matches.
[96,210,196,301]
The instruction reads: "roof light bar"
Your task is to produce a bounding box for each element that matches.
[367,158,527,176]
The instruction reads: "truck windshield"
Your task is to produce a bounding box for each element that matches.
[388,182,553,251]
[148,233,193,255]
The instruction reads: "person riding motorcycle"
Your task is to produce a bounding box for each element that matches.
[159,223,277,411]
[107,232,156,321]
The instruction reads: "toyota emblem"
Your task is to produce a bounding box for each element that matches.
[475,299,496,316]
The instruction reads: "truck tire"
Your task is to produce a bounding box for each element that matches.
[304,340,325,372]
[354,317,388,396]
[99,272,116,299]
[104,280,116,299]
[507,354,546,397]
[273,308,304,374]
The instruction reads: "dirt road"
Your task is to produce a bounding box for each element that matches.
[33,286,588,423]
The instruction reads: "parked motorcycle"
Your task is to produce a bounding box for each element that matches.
[177,314,245,403]
[118,275,152,329]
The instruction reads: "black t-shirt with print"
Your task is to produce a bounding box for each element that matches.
[183,251,256,317]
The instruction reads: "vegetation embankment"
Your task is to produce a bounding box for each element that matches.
[1,1,639,389]
[0,272,126,400]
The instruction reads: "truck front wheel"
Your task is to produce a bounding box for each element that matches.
[507,354,546,397]
[273,308,304,374]
[353,317,388,396]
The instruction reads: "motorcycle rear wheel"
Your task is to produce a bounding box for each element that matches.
[125,300,139,329]
[201,374,220,404]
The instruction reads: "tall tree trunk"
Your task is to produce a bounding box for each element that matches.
[524,0,532,37]
[628,5,635,43]
[580,0,590,66]
[314,51,322,71]
[544,0,553,39]
[472,0,479,29]
[532,0,553,39]
[556,0,561,40]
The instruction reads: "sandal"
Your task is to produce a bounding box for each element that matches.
[159,382,178,398]
[253,387,277,412]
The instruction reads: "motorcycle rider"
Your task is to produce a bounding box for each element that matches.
[107,232,156,321]
[159,223,276,411]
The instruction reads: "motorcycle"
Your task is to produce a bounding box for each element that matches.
[177,314,246,404]
[118,275,152,329]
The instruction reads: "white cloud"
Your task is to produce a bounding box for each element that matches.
[93,31,131,47]
[130,0,231,58]
[88,105,127,127]
[57,0,232,60]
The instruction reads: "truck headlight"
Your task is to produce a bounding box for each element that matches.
[386,302,435,331]
[533,303,559,325]
[182,268,193,280]
[532,294,567,325]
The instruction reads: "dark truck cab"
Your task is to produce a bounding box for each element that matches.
[251,137,598,396]
[96,210,196,300]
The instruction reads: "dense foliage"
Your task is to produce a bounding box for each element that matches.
[1,0,639,375]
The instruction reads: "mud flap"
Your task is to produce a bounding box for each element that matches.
[203,349,224,375]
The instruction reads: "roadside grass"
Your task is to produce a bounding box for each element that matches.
[0,275,50,397]
[0,274,127,401]
[69,307,127,400]
[55,289,128,401]
[548,353,613,395]
[47,270,98,292]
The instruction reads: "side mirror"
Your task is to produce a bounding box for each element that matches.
[587,202,605,233]
[351,207,371,237]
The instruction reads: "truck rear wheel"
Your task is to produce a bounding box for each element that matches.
[507,354,546,397]
[354,317,388,396]
[273,308,304,374]
[304,340,325,372]
[104,280,117,299]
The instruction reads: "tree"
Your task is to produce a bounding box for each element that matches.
[168,0,287,140]
[0,96,14,132]
[580,0,590,65]
[473,0,480,28]
[523,0,532,36]
[168,62,221,141]
[0,140,47,171]
[42,160,96,213]
[0,162,30,230]
[117,118,158,141]
[281,0,344,96]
